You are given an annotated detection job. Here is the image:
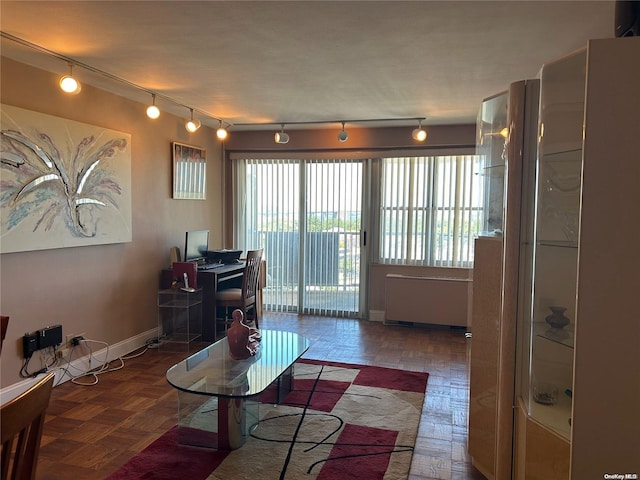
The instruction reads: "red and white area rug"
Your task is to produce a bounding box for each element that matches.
[106,359,429,480]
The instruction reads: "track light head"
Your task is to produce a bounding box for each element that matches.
[412,128,427,141]
[185,119,201,132]
[274,125,289,144]
[185,109,201,132]
[216,123,228,140]
[275,132,290,144]
[146,105,160,119]
[60,76,80,94]
[146,94,160,119]
[337,122,349,142]
[412,119,427,142]
[59,63,81,94]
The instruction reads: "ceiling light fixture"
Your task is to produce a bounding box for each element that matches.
[216,121,228,140]
[412,119,427,142]
[146,94,160,119]
[3,32,232,133]
[337,122,349,142]
[274,124,290,144]
[185,108,201,132]
[234,116,430,134]
[59,62,81,94]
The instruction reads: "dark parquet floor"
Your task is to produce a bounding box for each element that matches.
[35,313,485,480]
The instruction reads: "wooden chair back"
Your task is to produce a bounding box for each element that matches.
[241,249,264,308]
[217,249,264,330]
[1,372,55,480]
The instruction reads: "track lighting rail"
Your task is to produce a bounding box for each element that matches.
[0,31,225,127]
[1,31,428,142]
[232,117,426,128]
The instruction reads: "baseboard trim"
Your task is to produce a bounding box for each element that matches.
[0,328,158,404]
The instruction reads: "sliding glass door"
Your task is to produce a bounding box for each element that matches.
[237,158,365,317]
[303,161,364,315]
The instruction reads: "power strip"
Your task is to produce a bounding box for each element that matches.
[38,325,63,349]
[22,334,38,358]
[22,325,63,359]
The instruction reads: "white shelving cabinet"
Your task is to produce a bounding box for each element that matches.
[514,37,640,479]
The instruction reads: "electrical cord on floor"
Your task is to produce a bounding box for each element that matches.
[19,346,58,379]
[53,344,77,387]
[19,356,38,378]
[69,338,120,386]
[20,338,153,386]
[121,344,150,359]
[56,338,152,386]
[146,336,165,349]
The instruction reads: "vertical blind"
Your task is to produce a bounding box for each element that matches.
[238,158,363,317]
[304,160,362,316]
[241,159,300,312]
[379,155,483,267]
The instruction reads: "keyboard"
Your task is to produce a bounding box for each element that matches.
[197,263,223,271]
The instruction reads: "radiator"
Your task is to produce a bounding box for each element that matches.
[384,274,471,327]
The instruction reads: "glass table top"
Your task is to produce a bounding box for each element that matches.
[166,329,310,398]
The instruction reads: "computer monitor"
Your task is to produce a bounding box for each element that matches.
[184,230,209,263]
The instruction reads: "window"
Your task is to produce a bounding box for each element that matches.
[378,155,483,267]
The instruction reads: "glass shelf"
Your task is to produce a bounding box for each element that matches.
[542,148,582,162]
[158,288,203,308]
[476,90,508,234]
[537,240,578,249]
[166,332,202,344]
[537,147,582,244]
[477,167,505,178]
[529,390,572,439]
[158,288,203,351]
[518,48,585,441]
[535,322,574,349]
[541,150,581,194]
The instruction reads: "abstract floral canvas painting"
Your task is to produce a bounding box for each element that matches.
[0,104,132,253]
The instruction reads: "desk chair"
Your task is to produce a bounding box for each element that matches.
[1,372,55,480]
[216,248,264,332]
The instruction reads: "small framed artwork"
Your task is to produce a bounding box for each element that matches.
[172,142,206,200]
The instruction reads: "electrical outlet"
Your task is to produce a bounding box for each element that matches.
[66,333,86,347]
[57,347,70,359]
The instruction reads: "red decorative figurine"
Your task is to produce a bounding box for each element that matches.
[226,309,261,360]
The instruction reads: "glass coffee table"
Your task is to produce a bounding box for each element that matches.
[166,329,310,450]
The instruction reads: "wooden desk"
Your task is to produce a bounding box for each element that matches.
[161,263,244,341]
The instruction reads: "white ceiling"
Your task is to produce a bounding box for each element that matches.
[0,1,615,131]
